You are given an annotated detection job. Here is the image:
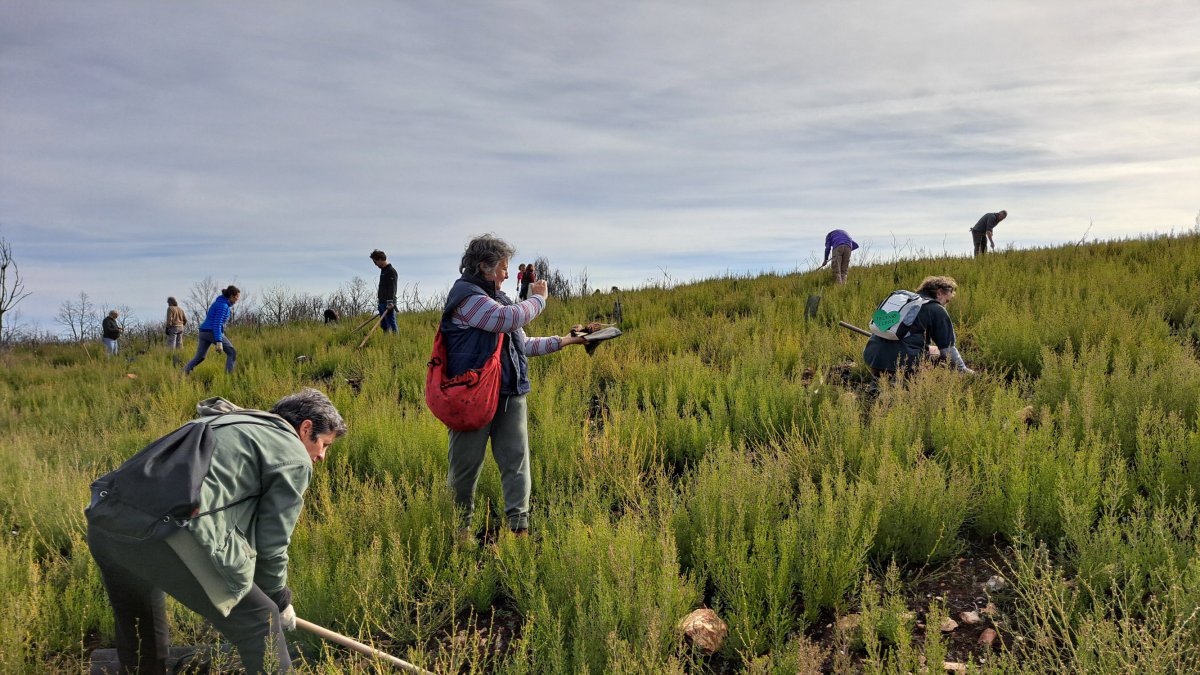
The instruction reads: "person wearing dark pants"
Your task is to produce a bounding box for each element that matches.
[184,285,240,375]
[85,390,347,675]
[971,210,1007,256]
[370,249,399,333]
[87,532,290,674]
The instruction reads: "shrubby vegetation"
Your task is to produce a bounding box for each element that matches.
[2,234,1200,672]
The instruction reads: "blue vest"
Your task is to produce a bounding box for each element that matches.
[441,277,531,396]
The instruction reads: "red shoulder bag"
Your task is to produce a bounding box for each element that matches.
[425,329,504,431]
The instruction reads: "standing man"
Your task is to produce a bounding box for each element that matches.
[86,388,348,674]
[971,210,1007,256]
[370,249,399,333]
[819,229,860,284]
[101,310,124,356]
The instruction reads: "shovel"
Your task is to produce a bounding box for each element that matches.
[297,617,434,674]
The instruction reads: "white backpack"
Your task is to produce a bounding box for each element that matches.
[869,290,932,340]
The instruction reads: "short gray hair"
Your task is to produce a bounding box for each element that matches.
[459,234,515,277]
[271,388,348,440]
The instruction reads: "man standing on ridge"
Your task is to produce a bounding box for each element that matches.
[370,249,399,333]
[819,229,859,284]
[971,210,1007,257]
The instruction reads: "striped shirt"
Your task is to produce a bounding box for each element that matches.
[450,293,563,356]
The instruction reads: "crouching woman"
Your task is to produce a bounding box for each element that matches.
[863,275,974,377]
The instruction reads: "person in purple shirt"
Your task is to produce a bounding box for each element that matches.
[819,230,859,284]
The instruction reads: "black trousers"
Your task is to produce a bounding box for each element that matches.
[87,526,291,674]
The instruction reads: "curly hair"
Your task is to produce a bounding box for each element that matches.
[915,275,958,297]
[459,234,516,277]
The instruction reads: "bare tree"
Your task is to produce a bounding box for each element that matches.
[0,235,32,343]
[258,284,324,325]
[55,291,98,341]
[111,304,137,331]
[185,276,221,326]
[533,255,589,300]
[327,276,376,318]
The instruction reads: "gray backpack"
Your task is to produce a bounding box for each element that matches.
[869,290,932,341]
[85,399,282,543]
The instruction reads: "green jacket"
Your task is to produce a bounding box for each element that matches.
[165,398,312,616]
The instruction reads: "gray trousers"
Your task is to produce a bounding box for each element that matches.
[87,526,290,674]
[447,394,531,530]
[829,244,852,284]
[184,330,236,374]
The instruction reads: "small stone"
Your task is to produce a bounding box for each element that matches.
[984,575,1007,592]
[979,628,998,648]
[943,663,968,673]
[959,610,982,625]
[680,608,728,654]
[125,373,138,379]
[939,617,959,633]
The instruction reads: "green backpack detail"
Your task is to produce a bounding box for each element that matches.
[869,290,931,340]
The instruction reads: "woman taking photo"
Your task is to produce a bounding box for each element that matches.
[441,235,585,536]
[184,285,240,375]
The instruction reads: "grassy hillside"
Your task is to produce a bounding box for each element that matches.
[3,234,1200,673]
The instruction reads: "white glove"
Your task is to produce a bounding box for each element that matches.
[279,604,297,631]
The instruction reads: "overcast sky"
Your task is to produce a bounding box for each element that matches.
[2,0,1198,333]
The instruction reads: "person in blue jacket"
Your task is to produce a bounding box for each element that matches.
[184,285,241,375]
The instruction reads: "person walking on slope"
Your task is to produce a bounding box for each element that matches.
[86,388,347,674]
[441,236,586,536]
[863,275,974,377]
[370,249,399,333]
[819,229,859,284]
[183,285,240,375]
[971,210,1007,256]
[101,310,124,356]
[165,296,187,350]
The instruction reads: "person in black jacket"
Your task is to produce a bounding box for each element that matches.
[370,249,399,333]
[101,310,124,357]
[863,276,974,377]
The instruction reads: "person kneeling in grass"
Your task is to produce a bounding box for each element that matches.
[863,275,974,377]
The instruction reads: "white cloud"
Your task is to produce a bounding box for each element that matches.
[2,0,1198,331]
